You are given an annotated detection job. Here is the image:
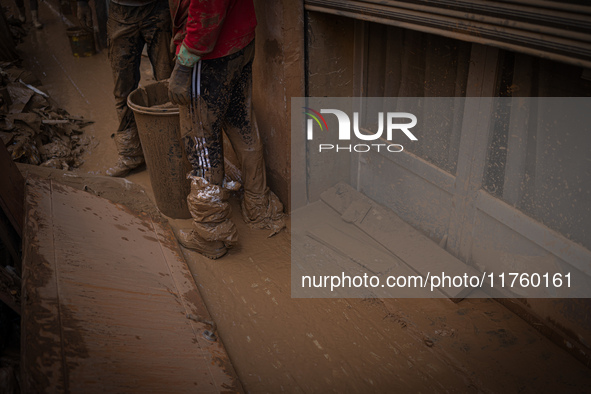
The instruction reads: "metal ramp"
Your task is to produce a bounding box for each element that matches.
[21,176,242,393]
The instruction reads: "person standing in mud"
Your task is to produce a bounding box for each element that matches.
[167,0,284,259]
[77,0,174,177]
[13,0,43,29]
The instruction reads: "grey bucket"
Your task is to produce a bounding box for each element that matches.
[127,81,192,219]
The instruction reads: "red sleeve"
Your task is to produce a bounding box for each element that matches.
[182,0,230,57]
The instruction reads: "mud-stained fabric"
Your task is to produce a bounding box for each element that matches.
[113,125,142,157]
[107,0,173,157]
[14,0,38,12]
[186,176,239,246]
[242,188,286,236]
[180,40,285,241]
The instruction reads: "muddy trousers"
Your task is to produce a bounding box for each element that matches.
[180,41,284,245]
[107,0,173,158]
[14,0,37,12]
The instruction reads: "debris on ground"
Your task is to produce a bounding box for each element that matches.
[0,62,93,170]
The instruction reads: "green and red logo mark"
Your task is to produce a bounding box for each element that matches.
[303,106,418,153]
[303,107,329,138]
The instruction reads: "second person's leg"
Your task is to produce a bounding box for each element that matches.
[105,2,146,177]
[222,42,285,235]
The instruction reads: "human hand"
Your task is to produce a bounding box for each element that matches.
[168,61,193,106]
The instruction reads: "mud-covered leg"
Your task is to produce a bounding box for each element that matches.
[105,3,146,177]
[14,0,25,22]
[177,102,238,258]
[142,0,173,81]
[223,43,285,235]
[30,0,42,29]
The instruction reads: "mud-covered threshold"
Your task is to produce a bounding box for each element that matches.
[18,165,242,392]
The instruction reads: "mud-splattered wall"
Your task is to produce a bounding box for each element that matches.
[252,1,305,210]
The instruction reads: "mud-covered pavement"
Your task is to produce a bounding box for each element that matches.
[8,1,591,392]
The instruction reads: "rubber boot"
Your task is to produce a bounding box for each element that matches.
[31,10,43,29]
[105,155,145,177]
[17,7,26,23]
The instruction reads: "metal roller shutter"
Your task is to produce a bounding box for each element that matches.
[304,0,591,68]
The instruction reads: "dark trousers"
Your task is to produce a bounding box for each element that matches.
[14,0,38,12]
[181,41,266,195]
[107,0,173,157]
[180,41,285,244]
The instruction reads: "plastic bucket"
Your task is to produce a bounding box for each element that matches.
[127,81,192,219]
[66,27,96,57]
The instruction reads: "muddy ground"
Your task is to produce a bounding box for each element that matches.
[5,1,591,393]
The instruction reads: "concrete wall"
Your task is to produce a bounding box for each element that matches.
[252,0,305,210]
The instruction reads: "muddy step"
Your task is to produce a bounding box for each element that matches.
[21,175,242,393]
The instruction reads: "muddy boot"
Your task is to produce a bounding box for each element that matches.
[106,155,145,177]
[228,137,285,236]
[176,228,227,259]
[17,7,26,23]
[186,176,239,248]
[31,10,43,29]
[242,188,285,236]
[110,124,144,176]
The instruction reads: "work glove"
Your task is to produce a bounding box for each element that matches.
[77,0,93,30]
[168,61,193,106]
[169,43,201,106]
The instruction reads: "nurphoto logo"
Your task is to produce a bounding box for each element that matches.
[304,107,418,153]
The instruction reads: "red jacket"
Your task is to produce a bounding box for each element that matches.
[170,0,257,60]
